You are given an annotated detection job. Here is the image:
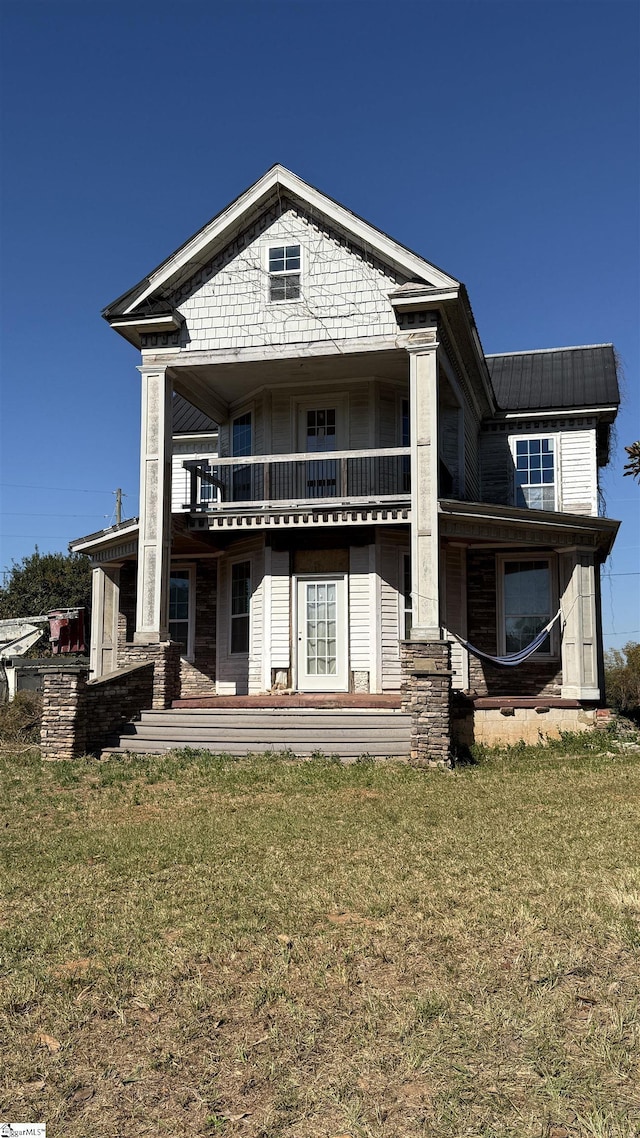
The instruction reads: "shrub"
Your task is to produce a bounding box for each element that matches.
[0,691,42,744]
[605,641,640,721]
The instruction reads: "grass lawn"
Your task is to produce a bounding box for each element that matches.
[1,739,639,1137]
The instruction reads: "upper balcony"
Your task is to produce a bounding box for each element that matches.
[183,446,414,532]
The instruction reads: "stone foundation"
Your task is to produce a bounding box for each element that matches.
[400,640,452,766]
[472,705,598,747]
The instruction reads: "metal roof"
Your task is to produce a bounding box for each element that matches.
[486,344,619,412]
[173,394,218,434]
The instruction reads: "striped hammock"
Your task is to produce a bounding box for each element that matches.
[451,610,562,668]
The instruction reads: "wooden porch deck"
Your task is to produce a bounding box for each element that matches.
[172,693,403,709]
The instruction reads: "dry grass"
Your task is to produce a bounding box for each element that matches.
[1,740,639,1137]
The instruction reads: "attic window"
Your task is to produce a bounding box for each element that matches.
[268,244,300,301]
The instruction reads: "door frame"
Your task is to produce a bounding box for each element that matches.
[294,573,349,692]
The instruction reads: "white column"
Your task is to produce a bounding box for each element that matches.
[559,548,600,699]
[135,365,173,643]
[407,336,441,639]
[89,564,120,677]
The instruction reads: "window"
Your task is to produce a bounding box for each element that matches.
[232,411,252,501]
[230,561,251,654]
[500,558,554,656]
[268,244,300,301]
[513,437,556,510]
[169,568,193,657]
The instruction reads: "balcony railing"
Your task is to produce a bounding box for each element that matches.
[183,447,411,511]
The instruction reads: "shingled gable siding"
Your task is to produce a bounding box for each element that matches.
[173,199,408,353]
[466,550,562,698]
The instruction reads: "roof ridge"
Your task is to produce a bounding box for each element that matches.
[486,343,614,358]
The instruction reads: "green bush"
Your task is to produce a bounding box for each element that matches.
[605,641,640,721]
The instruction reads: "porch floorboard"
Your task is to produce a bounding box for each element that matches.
[172,693,403,709]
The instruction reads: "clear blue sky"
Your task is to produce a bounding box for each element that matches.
[1,0,638,648]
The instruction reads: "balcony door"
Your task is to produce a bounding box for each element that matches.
[296,575,348,691]
[298,405,341,499]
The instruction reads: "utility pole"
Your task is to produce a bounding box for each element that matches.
[115,488,122,525]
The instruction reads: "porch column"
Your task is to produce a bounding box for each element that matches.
[89,564,120,678]
[406,334,441,638]
[135,365,173,643]
[558,548,600,700]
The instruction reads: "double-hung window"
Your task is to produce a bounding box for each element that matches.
[513,436,557,510]
[268,244,301,301]
[230,560,251,655]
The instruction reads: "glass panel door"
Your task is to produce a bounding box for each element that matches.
[305,408,337,498]
[296,576,347,691]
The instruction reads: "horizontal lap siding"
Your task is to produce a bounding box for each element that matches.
[560,429,597,515]
[271,551,291,669]
[379,543,403,691]
[216,540,264,696]
[171,440,217,512]
[349,546,371,672]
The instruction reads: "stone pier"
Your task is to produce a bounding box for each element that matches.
[400,640,452,766]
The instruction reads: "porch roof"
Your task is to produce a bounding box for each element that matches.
[439,498,620,557]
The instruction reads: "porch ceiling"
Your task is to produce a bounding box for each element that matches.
[169,346,408,419]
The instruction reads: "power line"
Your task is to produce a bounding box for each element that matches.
[1,512,110,519]
[0,483,116,494]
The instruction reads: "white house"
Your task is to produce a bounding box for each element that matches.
[69,165,620,754]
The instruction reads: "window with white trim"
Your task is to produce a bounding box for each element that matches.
[169,567,194,658]
[499,557,555,657]
[512,436,557,510]
[268,244,301,301]
[230,560,251,655]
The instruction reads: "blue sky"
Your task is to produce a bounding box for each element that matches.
[1,0,638,647]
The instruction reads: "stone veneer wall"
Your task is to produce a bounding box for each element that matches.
[180,560,217,696]
[40,661,155,760]
[118,642,181,709]
[400,640,452,766]
[41,668,90,761]
[466,550,562,697]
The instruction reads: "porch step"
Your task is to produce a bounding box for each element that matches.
[104,707,412,759]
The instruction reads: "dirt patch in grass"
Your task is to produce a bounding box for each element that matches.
[1,745,639,1136]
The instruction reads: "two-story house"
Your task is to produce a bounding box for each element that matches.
[70,165,620,756]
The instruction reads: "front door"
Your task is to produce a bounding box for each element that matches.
[296,576,348,691]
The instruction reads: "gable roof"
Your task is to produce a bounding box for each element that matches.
[486,344,620,412]
[103,165,460,321]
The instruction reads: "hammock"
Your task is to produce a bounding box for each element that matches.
[450,609,562,668]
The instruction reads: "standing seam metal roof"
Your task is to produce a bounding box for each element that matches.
[486,345,619,411]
